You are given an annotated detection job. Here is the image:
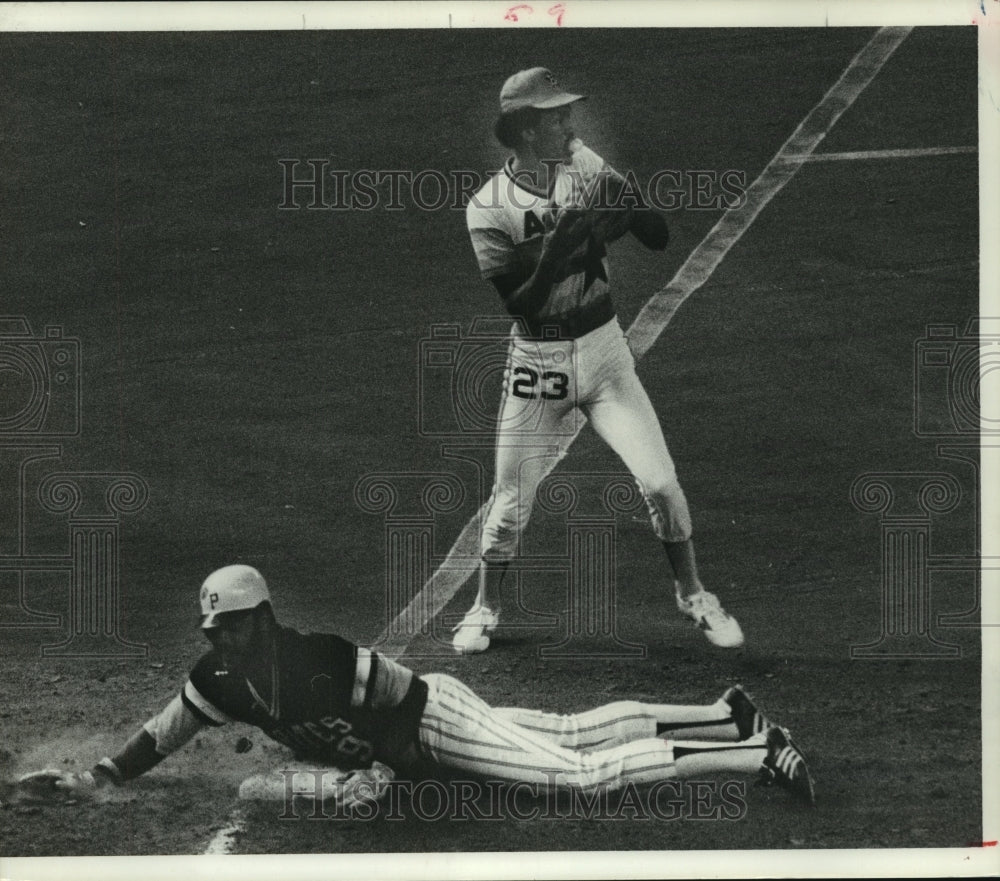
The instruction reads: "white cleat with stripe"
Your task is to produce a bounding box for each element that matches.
[677,590,744,648]
[451,605,500,654]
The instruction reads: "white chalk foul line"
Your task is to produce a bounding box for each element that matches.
[627,26,913,358]
[205,25,913,854]
[204,806,248,854]
[806,146,977,162]
[374,27,914,663]
[377,509,486,659]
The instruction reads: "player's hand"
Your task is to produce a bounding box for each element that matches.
[543,206,594,264]
[14,768,101,804]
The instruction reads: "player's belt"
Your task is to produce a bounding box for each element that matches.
[521,297,615,340]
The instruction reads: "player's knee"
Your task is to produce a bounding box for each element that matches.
[638,477,692,543]
[495,484,533,518]
[481,532,516,560]
[483,490,533,537]
[481,509,528,558]
[637,473,685,512]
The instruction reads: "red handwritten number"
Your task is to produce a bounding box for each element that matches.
[505,3,564,25]
[505,4,533,22]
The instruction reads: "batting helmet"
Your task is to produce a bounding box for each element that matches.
[199,564,270,629]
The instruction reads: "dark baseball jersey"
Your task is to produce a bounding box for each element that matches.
[145,626,427,770]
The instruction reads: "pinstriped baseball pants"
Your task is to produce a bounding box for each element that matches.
[417,673,677,793]
[480,317,692,560]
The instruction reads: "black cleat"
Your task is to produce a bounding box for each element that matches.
[758,726,816,807]
[722,685,771,740]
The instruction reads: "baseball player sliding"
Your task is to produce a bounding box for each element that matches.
[452,67,742,653]
[14,566,814,808]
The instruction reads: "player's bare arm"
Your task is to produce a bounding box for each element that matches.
[14,699,198,800]
[95,722,177,786]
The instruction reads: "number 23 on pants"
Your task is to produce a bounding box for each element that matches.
[510,366,569,401]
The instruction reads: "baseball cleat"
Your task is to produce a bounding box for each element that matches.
[722,685,771,740]
[451,605,499,654]
[758,726,816,807]
[676,590,744,648]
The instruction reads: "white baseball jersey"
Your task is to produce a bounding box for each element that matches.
[467,153,615,340]
[465,149,693,557]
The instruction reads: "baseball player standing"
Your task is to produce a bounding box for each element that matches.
[16,566,814,807]
[452,67,742,653]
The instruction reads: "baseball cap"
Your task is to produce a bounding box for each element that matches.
[499,67,585,113]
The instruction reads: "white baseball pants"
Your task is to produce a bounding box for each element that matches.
[417,673,677,793]
[480,317,692,560]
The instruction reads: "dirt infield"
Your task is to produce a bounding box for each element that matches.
[0,20,989,868]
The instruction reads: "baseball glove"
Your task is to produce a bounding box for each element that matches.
[586,168,637,243]
[13,768,99,804]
